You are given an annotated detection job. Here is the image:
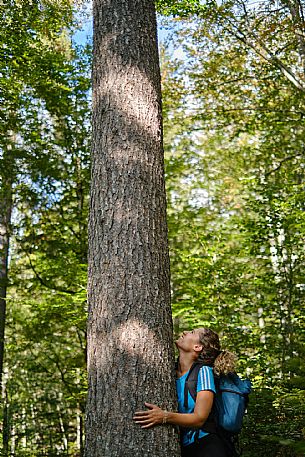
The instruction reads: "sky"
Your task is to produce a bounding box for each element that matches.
[73,9,173,48]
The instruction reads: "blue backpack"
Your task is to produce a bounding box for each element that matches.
[184,363,252,435]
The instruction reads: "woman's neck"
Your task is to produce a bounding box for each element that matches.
[177,353,197,376]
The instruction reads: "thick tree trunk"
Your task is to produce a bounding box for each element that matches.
[85,1,180,456]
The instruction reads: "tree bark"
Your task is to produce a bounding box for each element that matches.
[0,162,12,390]
[85,1,180,456]
[2,388,10,456]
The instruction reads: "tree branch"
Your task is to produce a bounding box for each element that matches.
[27,254,77,295]
[221,7,305,92]
[265,154,301,176]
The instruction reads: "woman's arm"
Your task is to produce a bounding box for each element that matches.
[133,390,214,429]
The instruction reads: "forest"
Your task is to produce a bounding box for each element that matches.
[0,0,305,456]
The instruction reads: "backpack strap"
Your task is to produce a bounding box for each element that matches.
[184,362,202,409]
[183,363,218,436]
[201,375,218,435]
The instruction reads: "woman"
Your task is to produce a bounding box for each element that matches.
[133,327,236,457]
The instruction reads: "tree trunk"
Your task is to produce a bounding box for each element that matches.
[0,168,12,390]
[85,1,180,456]
[2,385,10,456]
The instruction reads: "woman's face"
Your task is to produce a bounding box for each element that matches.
[175,329,202,353]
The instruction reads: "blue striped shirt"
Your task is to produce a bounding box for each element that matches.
[176,365,216,447]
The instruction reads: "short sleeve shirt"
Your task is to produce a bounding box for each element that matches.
[176,366,216,447]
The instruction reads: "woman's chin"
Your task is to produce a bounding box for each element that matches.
[175,339,182,348]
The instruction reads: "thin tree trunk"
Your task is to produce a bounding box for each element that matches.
[2,386,10,456]
[0,170,12,390]
[85,1,180,456]
[77,405,84,457]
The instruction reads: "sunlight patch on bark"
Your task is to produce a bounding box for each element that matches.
[100,318,165,367]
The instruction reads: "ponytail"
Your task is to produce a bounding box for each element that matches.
[213,350,237,376]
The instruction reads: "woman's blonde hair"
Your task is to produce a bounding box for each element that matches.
[197,327,237,376]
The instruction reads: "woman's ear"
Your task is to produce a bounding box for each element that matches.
[194,344,203,353]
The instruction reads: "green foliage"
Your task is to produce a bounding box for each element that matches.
[2,1,305,456]
[161,2,305,455]
[2,46,91,451]
[0,1,91,454]
[156,0,216,17]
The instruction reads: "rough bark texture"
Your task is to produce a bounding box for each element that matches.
[85,1,180,456]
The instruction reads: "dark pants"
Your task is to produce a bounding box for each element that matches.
[181,433,231,457]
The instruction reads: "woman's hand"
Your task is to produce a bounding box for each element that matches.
[133,402,167,429]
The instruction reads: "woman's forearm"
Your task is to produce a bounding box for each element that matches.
[166,411,207,429]
[133,398,212,429]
